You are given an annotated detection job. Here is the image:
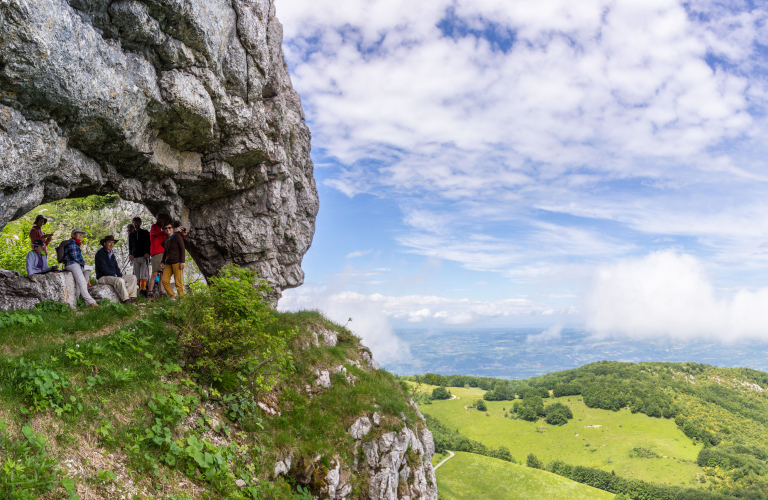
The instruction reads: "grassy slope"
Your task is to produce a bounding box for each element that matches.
[416,384,704,487]
[436,452,615,500]
[0,302,425,499]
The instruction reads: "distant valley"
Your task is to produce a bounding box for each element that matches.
[386,328,768,379]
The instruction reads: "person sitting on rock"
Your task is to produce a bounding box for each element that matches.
[160,221,185,301]
[26,238,58,276]
[29,215,53,255]
[62,229,98,308]
[95,235,137,305]
[128,217,151,298]
[147,213,168,298]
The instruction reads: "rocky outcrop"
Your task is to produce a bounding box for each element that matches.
[355,422,438,500]
[0,0,318,296]
[89,284,122,304]
[0,270,77,311]
[0,270,127,311]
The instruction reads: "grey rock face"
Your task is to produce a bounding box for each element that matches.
[89,284,122,304]
[314,369,331,389]
[0,271,77,311]
[360,426,438,500]
[0,0,317,297]
[348,416,372,440]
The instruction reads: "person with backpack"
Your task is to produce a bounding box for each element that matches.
[95,235,137,304]
[160,221,185,300]
[128,217,151,298]
[147,213,168,298]
[61,229,97,307]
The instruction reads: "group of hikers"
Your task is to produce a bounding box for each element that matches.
[25,213,186,307]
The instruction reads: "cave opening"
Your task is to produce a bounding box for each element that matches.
[0,193,205,287]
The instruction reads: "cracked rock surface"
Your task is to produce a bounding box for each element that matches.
[0,0,318,296]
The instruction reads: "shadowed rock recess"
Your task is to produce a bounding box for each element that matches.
[0,0,318,295]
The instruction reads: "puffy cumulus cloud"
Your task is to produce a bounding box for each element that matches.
[583,250,768,341]
[281,0,761,192]
[526,324,563,344]
[278,0,768,283]
[281,288,570,329]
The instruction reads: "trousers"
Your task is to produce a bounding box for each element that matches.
[97,275,138,302]
[162,263,184,299]
[132,256,150,280]
[65,264,95,305]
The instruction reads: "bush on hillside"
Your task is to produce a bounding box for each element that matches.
[544,402,573,425]
[476,399,487,411]
[177,264,296,393]
[526,453,543,469]
[431,386,451,400]
[513,394,545,421]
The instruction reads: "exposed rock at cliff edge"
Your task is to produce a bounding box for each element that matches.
[0,0,318,295]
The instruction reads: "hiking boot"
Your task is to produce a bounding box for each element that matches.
[139,290,148,299]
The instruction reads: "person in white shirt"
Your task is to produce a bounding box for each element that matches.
[26,238,58,275]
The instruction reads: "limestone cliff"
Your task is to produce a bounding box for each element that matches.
[0,0,318,294]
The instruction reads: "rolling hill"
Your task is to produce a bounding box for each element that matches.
[436,451,616,500]
[409,361,768,499]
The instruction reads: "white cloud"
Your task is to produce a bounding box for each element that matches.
[526,324,563,343]
[279,286,412,365]
[345,249,372,258]
[583,250,768,341]
[279,0,768,323]
[281,288,569,329]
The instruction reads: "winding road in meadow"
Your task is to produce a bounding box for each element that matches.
[433,450,455,470]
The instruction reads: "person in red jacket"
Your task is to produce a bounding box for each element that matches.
[147,213,168,298]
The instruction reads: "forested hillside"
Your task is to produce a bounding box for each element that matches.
[407,361,768,499]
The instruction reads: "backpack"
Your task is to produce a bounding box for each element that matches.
[55,239,71,264]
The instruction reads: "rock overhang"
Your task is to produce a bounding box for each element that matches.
[0,0,318,297]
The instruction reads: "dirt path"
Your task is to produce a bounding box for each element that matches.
[433,450,455,470]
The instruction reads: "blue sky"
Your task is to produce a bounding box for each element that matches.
[276,0,768,362]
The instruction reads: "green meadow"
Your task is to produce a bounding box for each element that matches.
[416,384,705,487]
[436,451,616,500]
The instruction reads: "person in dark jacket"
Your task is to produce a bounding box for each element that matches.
[160,222,185,300]
[95,235,137,304]
[128,217,151,297]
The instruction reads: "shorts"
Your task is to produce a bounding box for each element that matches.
[151,253,164,273]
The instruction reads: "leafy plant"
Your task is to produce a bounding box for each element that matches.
[10,359,82,416]
[176,264,296,393]
[0,421,61,499]
[34,301,71,314]
[0,310,43,329]
[148,392,199,424]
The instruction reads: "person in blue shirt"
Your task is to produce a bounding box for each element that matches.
[26,239,58,275]
[94,235,137,304]
[62,228,98,307]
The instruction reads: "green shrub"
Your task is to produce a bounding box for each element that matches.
[476,399,487,411]
[526,453,543,469]
[544,402,573,426]
[431,386,451,400]
[177,264,296,393]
